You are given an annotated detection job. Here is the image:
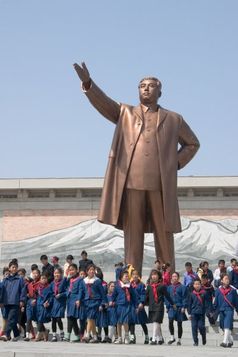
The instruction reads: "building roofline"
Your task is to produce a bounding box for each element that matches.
[0,176,238,190]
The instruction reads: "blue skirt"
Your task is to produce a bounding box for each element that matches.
[78,304,87,321]
[107,306,117,326]
[134,307,148,324]
[96,308,108,328]
[67,296,79,318]
[51,298,66,318]
[168,307,188,322]
[26,299,38,321]
[37,304,51,323]
[116,305,135,324]
[85,300,100,320]
[219,310,234,330]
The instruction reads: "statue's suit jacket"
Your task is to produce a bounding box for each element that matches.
[83,81,200,233]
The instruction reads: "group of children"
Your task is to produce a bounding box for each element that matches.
[0,256,238,348]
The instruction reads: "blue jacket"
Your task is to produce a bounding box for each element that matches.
[112,281,137,307]
[36,285,52,323]
[80,277,107,305]
[131,281,146,305]
[183,271,198,287]
[229,270,238,289]
[187,289,207,315]
[214,286,238,312]
[49,278,68,302]
[165,283,188,309]
[1,274,26,305]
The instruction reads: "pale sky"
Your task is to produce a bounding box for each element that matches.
[1,0,237,178]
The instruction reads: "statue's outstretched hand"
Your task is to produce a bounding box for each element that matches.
[73,62,90,83]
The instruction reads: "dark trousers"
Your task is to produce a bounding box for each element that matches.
[80,319,86,335]
[129,323,148,335]
[67,317,79,335]
[52,317,63,332]
[123,189,175,274]
[169,319,183,338]
[191,313,206,344]
[5,305,20,338]
[37,322,46,332]
[18,308,26,336]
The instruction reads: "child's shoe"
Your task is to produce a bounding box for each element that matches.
[114,337,122,344]
[144,335,149,344]
[63,332,71,342]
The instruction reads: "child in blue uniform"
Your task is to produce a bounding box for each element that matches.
[17,268,28,338]
[78,269,87,340]
[50,267,67,342]
[213,273,238,348]
[81,264,107,343]
[0,261,26,341]
[35,273,52,341]
[130,270,149,344]
[106,281,117,342]
[64,263,81,342]
[183,262,198,291]
[146,269,174,345]
[24,268,41,341]
[187,278,207,346]
[200,274,215,325]
[111,270,137,344]
[165,272,188,345]
[95,267,109,342]
[228,262,238,289]
[0,267,10,337]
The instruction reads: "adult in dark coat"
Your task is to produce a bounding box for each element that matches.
[40,255,54,283]
[78,251,94,272]
[74,62,200,274]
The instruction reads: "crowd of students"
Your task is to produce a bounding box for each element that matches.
[0,253,238,348]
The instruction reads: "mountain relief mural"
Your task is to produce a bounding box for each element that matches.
[1,217,238,273]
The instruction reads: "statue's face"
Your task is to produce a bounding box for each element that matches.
[139,79,161,105]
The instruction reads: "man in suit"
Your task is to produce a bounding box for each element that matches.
[73,62,200,275]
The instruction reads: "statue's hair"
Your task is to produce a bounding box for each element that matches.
[139,77,162,91]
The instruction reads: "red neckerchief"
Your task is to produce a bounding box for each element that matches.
[163,271,171,286]
[123,287,131,302]
[150,282,160,303]
[219,286,235,308]
[38,283,49,297]
[86,283,93,298]
[131,280,140,289]
[233,269,238,275]
[69,276,78,292]
[28,279,40,298]
[192,289,205,304]
[188,271,196,279]
[172,282,181,295]
[119,281,131,302]
[220,286,232,296]
[54,279,62,295]
[102,280,107,287]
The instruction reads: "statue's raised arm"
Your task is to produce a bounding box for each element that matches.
[73,62,120,124]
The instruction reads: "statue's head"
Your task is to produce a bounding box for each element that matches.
[138,77,162,105]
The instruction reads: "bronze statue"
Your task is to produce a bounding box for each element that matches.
[74,62,200,274]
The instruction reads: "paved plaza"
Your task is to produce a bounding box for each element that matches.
[0,339,237,357]
[0,316,237,356]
